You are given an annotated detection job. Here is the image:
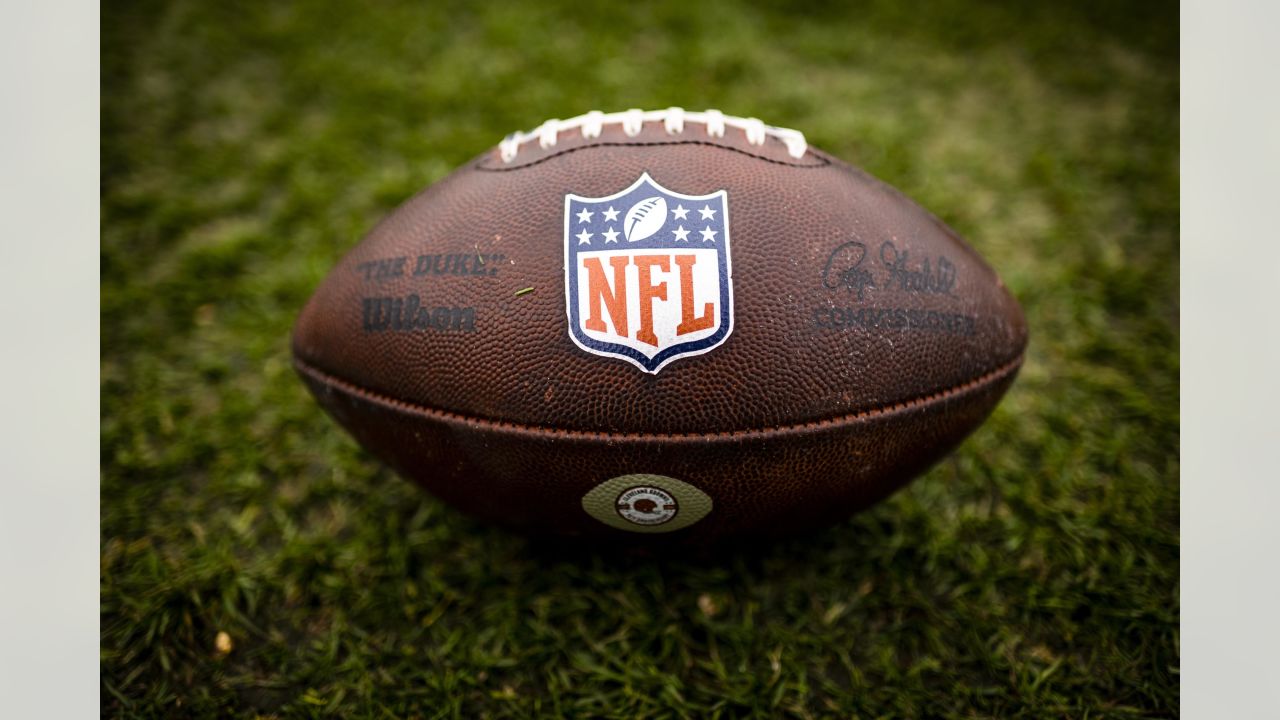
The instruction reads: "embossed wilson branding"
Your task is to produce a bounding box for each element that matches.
[564,173,733,373]
[351,252,502,334]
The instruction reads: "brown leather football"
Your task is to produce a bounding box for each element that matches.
[292,108,1027,543]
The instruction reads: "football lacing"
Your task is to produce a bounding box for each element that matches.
[499,108,808,162]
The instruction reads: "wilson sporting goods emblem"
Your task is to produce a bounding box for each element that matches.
[563,173,733,373]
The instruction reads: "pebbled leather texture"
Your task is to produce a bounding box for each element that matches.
[292,117,1028,542]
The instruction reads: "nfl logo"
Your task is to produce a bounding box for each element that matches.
[563,173,733,373]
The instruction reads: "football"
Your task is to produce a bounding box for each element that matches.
[292,108,1028,542]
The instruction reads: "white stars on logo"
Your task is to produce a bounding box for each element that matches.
[672,204,690,220]
[700,227,718,243]
[672,226,690,241]
[698,205,717,220]
[602,227,620,243]
[576,208,594,224]
[602,206,620,222]
[576,229,593,245]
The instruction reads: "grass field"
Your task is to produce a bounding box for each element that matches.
[101,1,1179,716]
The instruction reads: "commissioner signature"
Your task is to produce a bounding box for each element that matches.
[821,241,876,300]
[822,240,957,300]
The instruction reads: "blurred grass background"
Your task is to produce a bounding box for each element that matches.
[101,0,1178,717]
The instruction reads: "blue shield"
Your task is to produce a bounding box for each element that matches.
[564,173,733,373]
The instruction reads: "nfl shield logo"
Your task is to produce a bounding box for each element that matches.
[564,173,733,373]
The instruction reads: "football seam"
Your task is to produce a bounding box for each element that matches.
[292,353,1023,442]
[475,140,832,172]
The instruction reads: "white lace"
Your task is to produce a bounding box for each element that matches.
[498,108,808,163]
